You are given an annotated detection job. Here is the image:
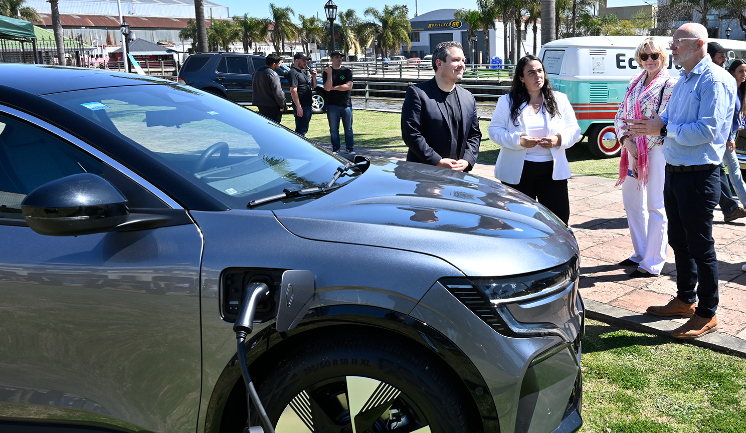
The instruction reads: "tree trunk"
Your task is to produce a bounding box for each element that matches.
[243,35,249,53]
[194,0,207,52]
[514,17,522,61]
[572,0,577,37]
[502,14,509,62]
[50,0,65,65]
[533,20,538,55]
[542,0,556,44]
[482,27,490,62]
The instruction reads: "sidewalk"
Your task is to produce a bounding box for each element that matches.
[356,148,746,356]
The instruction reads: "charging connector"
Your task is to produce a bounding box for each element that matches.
[233,282,275,433]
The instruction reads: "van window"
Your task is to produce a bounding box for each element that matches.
[542,50,565,75]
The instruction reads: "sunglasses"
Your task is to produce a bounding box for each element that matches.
[640,53,661,61]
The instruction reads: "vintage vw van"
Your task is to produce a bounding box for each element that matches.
[539,36,746,158]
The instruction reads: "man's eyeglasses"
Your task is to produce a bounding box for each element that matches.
[668,38,699,48]
[640,53,661,61]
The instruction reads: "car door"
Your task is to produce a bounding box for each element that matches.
[0,108,204,433]
[216,55,253,102]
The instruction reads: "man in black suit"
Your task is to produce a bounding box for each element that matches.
[401,41,481,172]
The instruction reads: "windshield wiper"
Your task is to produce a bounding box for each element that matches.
[247,159,370,208]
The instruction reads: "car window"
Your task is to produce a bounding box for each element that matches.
[251,57,265,72]
[0,114,103,219]
[181,55,211,73]
[44,85,357,209]
[217,56,250,75]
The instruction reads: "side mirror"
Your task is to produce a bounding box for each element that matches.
[22,173,129,236]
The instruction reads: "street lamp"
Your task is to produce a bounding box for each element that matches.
[727,27,732,39]
[120,19,130,73]
[324,0,337,54]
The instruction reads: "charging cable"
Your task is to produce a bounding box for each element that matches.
[233,282,275,433]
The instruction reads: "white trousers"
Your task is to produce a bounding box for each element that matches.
[622,145,668,274]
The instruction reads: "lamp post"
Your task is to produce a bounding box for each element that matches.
[727,27,732,39]
[324,0,337,54]
[120,20,130,73]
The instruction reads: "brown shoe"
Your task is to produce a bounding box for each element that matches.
[671,314,718,339]
[725,206,746,223]
[646,297,696,317]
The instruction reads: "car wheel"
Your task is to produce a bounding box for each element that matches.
[586,123,621,158]
[255,333,468,432]
[312,91,326,114]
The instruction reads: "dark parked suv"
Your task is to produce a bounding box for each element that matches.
[177,52,327,113]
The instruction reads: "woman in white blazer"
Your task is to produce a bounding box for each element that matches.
[488,55,581,224]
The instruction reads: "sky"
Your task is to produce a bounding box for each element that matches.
[218,0,647,21]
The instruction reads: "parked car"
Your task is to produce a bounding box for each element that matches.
[177,52,326,113]
[408,57,422,66]
[389,55,407,66]
[422,54,433,69]
[357,56,374,62]
[0,64,584,433]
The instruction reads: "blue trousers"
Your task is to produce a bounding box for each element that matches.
[294,106,312,136]
[327,105,354,152]
[664,165,720,318]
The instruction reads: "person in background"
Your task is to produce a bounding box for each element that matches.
[401,41,481,172]
[288,52,317,136]
[251,54,286,123]
[626,23,737,339]
[323,51,355,155]
[488,54,581,225]
[707,42,746,222]
[725,59,746,206]
[614,38,677,279]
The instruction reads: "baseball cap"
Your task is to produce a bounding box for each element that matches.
[708,41,729,56]
[330,51,343,57]
[293,52,311,60]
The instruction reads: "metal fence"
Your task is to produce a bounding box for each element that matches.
[335,61,516,81]
[0,35,92,66]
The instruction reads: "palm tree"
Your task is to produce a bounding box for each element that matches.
[268,3,298,54]
[0,0,41,22]
[179,19,199,50]
[454,9,481,64]
[194,0,208,52]
[337,9,361,60]
[477,0,500,63]
[208,19,240,51]
[364,5,411,58]
[524,0,541,55]
[234,14,270,53]
[297,14,324,56]
[49,0,65,66]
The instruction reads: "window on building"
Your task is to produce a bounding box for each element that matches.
[410,32,420,43]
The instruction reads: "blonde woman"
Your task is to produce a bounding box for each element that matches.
[615,38,677,278]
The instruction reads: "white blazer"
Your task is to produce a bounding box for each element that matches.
[488,91,581,184]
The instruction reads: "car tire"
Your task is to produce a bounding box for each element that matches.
[311,90,326,114]
[255,332,468,433]
[587,123,621,158]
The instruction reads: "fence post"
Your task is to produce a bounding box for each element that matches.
[399,63,402,79]
[365,81,369,110]
[160,60,164,75]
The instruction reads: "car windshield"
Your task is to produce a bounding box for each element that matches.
[43,83,356,209]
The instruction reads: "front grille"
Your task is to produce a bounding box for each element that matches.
[443,282,517,336]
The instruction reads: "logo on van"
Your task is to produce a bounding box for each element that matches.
[427,21,462,29]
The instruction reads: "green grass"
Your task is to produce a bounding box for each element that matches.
[580,319,746,433]
[262,108,621,179]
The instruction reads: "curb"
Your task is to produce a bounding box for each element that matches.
[585,299,746,358]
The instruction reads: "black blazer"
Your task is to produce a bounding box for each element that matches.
[401,78,481,170]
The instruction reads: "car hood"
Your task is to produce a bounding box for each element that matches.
[273,159,578,276]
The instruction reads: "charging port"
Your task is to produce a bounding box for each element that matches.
[221,269,284,323]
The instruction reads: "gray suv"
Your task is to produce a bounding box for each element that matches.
[177,52,327,113]
[0,65,583,433]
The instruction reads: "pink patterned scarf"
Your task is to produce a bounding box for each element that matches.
[615,70,669,188]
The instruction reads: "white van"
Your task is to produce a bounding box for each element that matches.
[539,36,746,158]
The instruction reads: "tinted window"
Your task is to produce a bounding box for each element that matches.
[251,57,265,72]
[181,55,211,73]
[0,114,103,219]
[217,56,250,74]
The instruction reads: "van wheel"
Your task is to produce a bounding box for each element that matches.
[587,124,621,158]
[311,91,326,114]
[255,333,468,433]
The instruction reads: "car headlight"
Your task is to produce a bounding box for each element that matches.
[441,257,579,337]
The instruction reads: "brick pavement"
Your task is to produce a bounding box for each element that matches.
[354,147,746,355]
